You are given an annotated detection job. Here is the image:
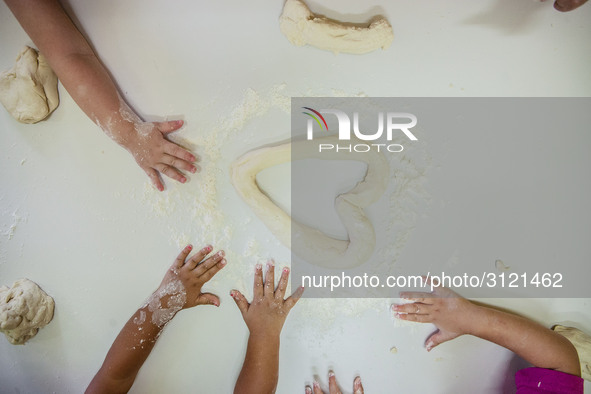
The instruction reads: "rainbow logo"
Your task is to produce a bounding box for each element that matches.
[302,107,328,131]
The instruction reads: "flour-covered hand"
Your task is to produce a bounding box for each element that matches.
[155,244,226,312]
[121,120,199,191]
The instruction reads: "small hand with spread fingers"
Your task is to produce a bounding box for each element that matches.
[391,278,476,351]
[232,261,304,394]
[391,276,581,379]
[123,119,200,191]
[231,261,304,338]
[87,243,226,394]
[156,244,226,309]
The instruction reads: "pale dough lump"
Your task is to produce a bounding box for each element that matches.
[0,46,59,124]
[0,278,55,345]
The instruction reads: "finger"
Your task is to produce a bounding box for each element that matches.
[182,245,212,269]
[285,285,304,311]
[264,260,275,296]
[184,246,215,270]
[353,376,364,394]
[391,303,432,315]
[312,381,323,394]
[154,163,187,184]
[155,120,184,133]
[253,263,264,299]
[195,292,220,307]
[198,257,227,283]
[399,291,433,302]
[144,167,164,192]
[305,386,313,394]
[425,329,457,351]
[328,371,342,394]
[394,312,433,323]
[191,250,224,272]
[174,244,193,268]
[230,290,250,317]
[163,140,197,163]
[196,293,220,306]
[162,153,197,174]
[275,267,290,300]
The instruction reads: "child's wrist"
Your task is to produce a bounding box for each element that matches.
[116,122,140,149]
[249,327,281,341]
[462,302,486,336]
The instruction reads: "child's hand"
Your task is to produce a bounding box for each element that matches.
[306,372,364,394]
[230,261,304,338]
[154,244,226,311]
[123,120,199,191]
[392,281,477,351]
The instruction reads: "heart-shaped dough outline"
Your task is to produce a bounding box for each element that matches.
[230,135,389,269]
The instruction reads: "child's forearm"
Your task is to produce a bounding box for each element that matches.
[6,0,137,146]
[234,333,280,394]
[86,305,176,394]
[467,305,581,376]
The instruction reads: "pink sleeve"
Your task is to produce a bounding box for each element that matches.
[515,367,583,394]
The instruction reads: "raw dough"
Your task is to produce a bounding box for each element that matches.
[553,325,591,381]
[279,0,394,54]
[230,135,389,269]
[0,46,59,124]
[0,278,55,345]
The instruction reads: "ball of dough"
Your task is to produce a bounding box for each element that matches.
[0,278,55,345]
[0,46,59,124]
[553,325,591,381]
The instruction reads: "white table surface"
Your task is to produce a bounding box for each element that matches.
[1,1,590,393]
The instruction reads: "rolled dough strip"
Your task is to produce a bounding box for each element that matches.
[279,0,394,54]
[230,135,389,269]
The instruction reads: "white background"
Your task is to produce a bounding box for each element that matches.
[1,0,590,393]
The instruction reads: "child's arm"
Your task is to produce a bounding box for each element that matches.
[86,245,226,394]
[392,283,581,376]
[5,0,198,191]
[231,262,304,394]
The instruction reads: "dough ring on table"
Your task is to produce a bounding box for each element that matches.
[230,135,389,269]
[279,0,394,55]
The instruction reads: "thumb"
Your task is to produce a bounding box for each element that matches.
[230,290,249,316]
[156,120,184,134]
[196,292,220,307]
[425,329,459,351]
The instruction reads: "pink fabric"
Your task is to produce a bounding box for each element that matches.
[515,367,583,393]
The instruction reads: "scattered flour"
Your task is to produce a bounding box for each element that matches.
[1,210,27,240]
[130,83,431,327]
